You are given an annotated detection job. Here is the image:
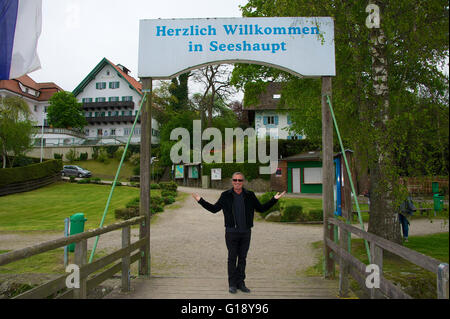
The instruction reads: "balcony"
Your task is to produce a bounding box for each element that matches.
[86,115,140,124]
[83,101,134,110]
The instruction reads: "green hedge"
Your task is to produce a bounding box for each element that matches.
[0,159,62,187]
[202,162,270,181]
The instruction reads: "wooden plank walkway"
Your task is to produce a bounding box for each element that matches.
[105,276,340,299]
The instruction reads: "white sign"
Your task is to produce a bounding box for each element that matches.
[211,168,221,181]
[138,17,335,79]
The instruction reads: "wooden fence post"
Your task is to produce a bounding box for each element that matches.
[437,263,449,299]
[139,78,152,277]
[321,76,335,279]
[370,241,383,299]
[74,239,87,299]
[122,226,131,292]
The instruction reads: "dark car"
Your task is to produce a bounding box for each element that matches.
[62,165,92,178]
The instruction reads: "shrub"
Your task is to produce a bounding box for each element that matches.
[257,191,280,218]
[163,196,175,205]
[96,148,109,163]
[90,177,101,184]
[308,209,323,221]
[115,207,139,220]
[129,153,140,166]
[77,178,90,184]
[159,181,178,192]
[114,146,131,161]
[54,153,63,160]
[65,149,77,162]
[126,197,140,208]
[69,176,75,183]
[281,205,306,222]
[0,159,62,187]
[161,189,177,198]
[79,152,88,161]
[150,183,160,189]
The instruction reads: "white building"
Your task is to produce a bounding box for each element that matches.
[72,58,160,144]
[244,83,304,140]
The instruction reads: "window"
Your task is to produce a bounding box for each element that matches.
[122,96,133,102]
[263,116,278,125]
[303,167,322,184]
[109,81,120,89]
[124,127,131,136]
[95,97,106,102]
[110,129,116,136]
[96,82,106,90]
[108,96,119,102]
[97,129,103,136]
[82,98,93,103]
[33,105,37,112]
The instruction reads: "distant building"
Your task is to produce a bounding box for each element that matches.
[0,75,62,127]
[72,58,160,144]
[244,82,304,140]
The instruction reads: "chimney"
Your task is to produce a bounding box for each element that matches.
[117,64,130,75]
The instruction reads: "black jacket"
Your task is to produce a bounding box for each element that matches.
[198,188,278,229]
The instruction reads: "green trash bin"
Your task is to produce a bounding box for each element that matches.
[433,194,444,212]
[432,182,439,194]
[68,213,87,252]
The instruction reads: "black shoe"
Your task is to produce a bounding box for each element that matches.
[237,284,251,293]
[229,286,237,294]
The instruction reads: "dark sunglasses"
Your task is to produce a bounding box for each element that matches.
[232,179,243,182]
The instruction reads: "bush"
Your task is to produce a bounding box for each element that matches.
[69,176,75,183]
[90,177,101,184]
[0,159,62,187]
[77,178,90,184]
[257,191,280,218]
[114,146,131,161]
[150,183,160,189]
[115,207,139,220]
[159,181,178,192]
[129,153,140,166]
[163,196,175,205]
[66,149,77,162]
[54,153,63,160]
[126,197,140,208]
[96,148,109,163]
[79,152,88,161]
[151,195,164,214]
[161,189,177,198]
[308,209,323,221]
[281,205,306,222]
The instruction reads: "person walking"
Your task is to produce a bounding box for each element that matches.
[192,172,286,294]
[399,195,416,242]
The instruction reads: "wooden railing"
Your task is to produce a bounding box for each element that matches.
[0,216,147,299]
[325,218,449,299]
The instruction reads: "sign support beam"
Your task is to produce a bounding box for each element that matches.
[139,78,152,277]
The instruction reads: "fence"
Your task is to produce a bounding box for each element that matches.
[325,218,449,299]
[0,174,60,196]
[0,216,147,299]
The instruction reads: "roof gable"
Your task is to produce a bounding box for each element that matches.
[72,58,142,97]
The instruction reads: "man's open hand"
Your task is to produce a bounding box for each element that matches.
[192,193,201,202]
[274,191,286,200]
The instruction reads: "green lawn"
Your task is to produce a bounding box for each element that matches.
[307,232,449,298]
[0,182,142,231]
[67,159,136,182]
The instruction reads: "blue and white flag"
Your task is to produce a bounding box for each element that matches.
[0,0,42,80]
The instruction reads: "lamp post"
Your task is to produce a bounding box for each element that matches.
[40,109,47,163]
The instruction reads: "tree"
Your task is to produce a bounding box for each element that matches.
[0,96,34,168]
[168,72,191,112]
[232,0,449,243]
[47,91,87,129]
[192,64,236,127]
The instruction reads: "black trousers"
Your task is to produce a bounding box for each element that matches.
[225,231,251,287]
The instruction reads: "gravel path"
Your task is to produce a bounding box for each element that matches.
[1,186,448,280]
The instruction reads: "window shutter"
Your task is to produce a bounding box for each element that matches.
[275,116,279,125]
[263,116,268,125]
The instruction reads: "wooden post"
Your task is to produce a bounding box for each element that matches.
[437,263,449,299]
[122,226,131,292]
[370,241,383,299]
[139,78,152,277]
[321,76,335,279]
[74,239,87,299]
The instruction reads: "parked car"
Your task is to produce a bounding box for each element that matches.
[61,165,92,178]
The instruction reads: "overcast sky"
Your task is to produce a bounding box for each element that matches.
[30,0,248,99]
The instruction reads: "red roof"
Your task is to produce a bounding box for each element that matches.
[0,75,63,101]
